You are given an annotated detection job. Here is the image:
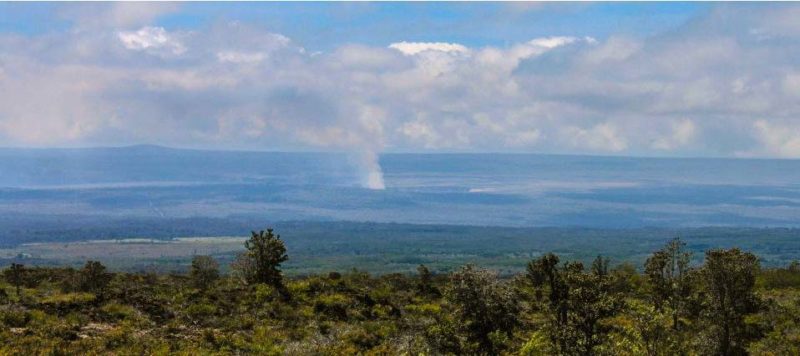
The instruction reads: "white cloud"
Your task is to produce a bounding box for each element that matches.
[0,62,119,144]
[331,45,408,70]
[752,120,800,158]
[139,69,239,91]
[562,123,628,152]
[388,41,469,56]
[117,26,186,55]
[477,36,589,75]
[506,129,542,147]
[216,51,267,64]
[581,36,640,64]
[784,73,800,97]
[58,2,180,29]
[400,120,440,148]
[511,36,580,62]
[652,119,697,150]
[106,2,180,29]
[528,36,582,49]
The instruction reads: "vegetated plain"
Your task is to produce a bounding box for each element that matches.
[2,221,800,274]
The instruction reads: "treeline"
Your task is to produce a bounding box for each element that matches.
[0,214,253,247]
[2,229,800,355]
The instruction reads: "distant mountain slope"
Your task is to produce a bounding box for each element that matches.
[0,145,355,187]
[1,146,799,228]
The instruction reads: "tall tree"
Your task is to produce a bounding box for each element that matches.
[446,264,519,354]
[702,248,760,356]
[591,255,611,279]
[234,229,288,288]
[566,262,622,355]
[644,238,694,330]
[528,253,569,337]
[528,254,623,356]
[416,264,438,297]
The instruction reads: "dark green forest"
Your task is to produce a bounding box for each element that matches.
[5,220,800,274]
[2,229,800,355]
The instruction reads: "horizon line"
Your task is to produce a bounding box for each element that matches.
[0,143,798,162]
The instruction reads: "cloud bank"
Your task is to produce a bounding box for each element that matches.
[1,4,800,187]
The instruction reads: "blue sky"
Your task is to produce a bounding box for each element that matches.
[157,3,705,49]
[2,3,707,48]
[0,2,799,163]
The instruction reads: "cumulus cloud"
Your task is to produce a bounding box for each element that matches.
[118,26,186,55]
[103,2,180,29]
[59,2,180,29]
[388,41,469,56]
[562,123,628,152]
[216,51,267,64]
[652,119,697,150]
[751,120,800,158]
[530,36,588,49]
[784,73,800,97]
[400,120,440,148]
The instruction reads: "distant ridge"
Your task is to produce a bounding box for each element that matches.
[2,144,799,162]
[0,144,340,156]
[0,144,175,153]
[110,144,172,152]
[1,148,800,229]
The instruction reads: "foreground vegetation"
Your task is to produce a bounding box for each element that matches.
[2,229,800,355]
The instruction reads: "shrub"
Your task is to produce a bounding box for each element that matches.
[190,255,220,291]
[100,302,139,322]
[186,302,217,322]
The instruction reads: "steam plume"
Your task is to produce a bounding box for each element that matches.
[356,150,385,190]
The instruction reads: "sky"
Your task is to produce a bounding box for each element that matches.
[1,2,800,162]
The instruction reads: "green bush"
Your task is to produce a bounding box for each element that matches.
[1,306,31,327]
[186,302,217,322]
[99,302,139,322]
